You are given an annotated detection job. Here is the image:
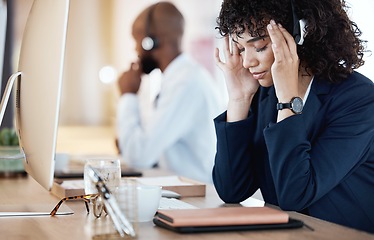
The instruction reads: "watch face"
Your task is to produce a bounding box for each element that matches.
[291,97,303,114]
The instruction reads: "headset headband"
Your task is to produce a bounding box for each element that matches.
[142,3,159,51]
[145,4,157,38]
[291,0,306,45]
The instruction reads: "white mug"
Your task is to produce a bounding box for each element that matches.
[116,181,161,222]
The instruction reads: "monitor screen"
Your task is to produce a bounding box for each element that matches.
[0,1,6,84]
[14,0,69,191]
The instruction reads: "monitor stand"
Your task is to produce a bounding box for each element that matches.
[0,205,73,217]
[0,72,25,169]
[0,72,21,127]
[0,72,73,217]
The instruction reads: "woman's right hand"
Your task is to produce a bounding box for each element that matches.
[215,35,259,121]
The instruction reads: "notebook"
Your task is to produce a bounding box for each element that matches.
[153,206,304,233]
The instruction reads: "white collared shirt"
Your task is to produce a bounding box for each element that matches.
[116,54,222,183]
[302,76,314,103]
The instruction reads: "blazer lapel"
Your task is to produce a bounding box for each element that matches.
[258,78,332,129]
[301,78,332,134]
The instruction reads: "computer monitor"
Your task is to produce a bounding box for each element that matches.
[0,1,6,87]
[0,0,69,191]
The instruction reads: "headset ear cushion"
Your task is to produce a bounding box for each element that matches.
[152,37,159,49]
[142,36,159,51]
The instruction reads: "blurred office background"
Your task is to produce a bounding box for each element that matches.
[1,0,374,127]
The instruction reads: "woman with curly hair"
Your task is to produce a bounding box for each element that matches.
[213,0,374,233]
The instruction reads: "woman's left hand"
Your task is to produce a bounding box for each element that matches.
[267,20,300,103]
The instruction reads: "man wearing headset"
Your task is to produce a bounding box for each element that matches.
[116,2,221,183]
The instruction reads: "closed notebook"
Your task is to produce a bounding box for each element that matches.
[155,206,289,227]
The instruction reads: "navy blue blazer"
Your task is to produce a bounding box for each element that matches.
[213,71,374,233]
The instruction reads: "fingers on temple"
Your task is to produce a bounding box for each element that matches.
[279,25,297,57]
[268,21,289,62]
[214,48,221,64]
[224,35,230,53]
[231,40,240,55]
[215,47,226,70]
[221,35,231,61]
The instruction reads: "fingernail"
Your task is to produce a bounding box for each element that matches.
[267,24,273,30]
[270,19,276,25]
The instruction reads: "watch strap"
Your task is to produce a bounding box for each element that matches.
[276,102,292,111]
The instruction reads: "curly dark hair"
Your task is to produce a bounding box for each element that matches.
[216,0,367,83]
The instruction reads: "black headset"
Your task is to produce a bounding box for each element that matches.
[291,0,306,45]
[141,4,159,51]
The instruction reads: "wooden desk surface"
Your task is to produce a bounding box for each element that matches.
[0,126,373,240]
[0,175,372,240]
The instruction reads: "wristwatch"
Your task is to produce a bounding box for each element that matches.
[276,97,303,114]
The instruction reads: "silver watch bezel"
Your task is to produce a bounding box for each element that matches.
[290,97,303,114]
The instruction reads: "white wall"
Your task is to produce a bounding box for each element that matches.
[59,0,115,125]
[111,0,220,76]
[13,0,117,126]
[347,0,374,80]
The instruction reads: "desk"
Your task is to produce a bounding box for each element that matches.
[0,126,373,240]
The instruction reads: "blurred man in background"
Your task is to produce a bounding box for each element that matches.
[116,2,221,183]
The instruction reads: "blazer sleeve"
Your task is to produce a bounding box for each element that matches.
[263,80,374,211]
[212,112,260,203]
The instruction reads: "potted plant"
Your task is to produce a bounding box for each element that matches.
[0,127,26,177]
